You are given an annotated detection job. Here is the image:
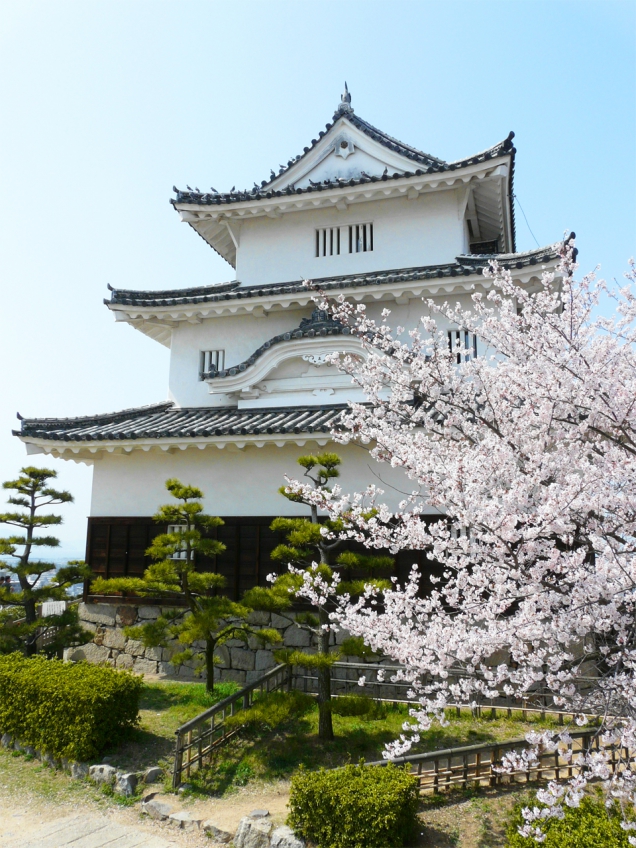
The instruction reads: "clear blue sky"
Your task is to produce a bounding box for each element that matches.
[0,0,634,553]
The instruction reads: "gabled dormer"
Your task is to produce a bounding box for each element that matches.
[171,86,516,286]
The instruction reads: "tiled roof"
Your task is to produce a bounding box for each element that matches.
[15,403,346,443]
[203,308,349,379]
[108,245,559,309]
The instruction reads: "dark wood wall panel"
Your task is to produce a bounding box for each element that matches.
[85,516,443,601]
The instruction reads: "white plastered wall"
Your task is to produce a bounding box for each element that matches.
[234,190,466,287]
[89,440,428,518]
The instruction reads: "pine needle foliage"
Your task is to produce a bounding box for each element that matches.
[91,478,281,691]
[0,467,91,656]
[244,454,394,741]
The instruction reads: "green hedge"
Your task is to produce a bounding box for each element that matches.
[0,653,142,762]
[506,793,634,847]
[288,762,419,848]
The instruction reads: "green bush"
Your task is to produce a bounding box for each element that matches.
[0,653,142,761]
[506,793,634,847]
[225,690,314,735]
[288,761,419,848]
[331,694,387,720]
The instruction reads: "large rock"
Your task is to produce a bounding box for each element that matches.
[115,771,138,797]
[143,766,164,784]
[124,639,145,657]
[234,816,272,848]
[203,821,233,843]
[138,606,161,620]
[142,794,174,820]
[70,762,89,780]
[158,661,178,676]
[215,645,230,668]
[1,734,12,749]
[67,643,111,664]
[89,764,117,785]
[271,825,306,848]
[115,653,134,670]
[133,658,158,675]
[255,649,275,671]
[116,605,137,627]
[270,613,293,630]
[247,611,270,626]
[169,810,202,830]
[79,603,117,625]
[231,647,255,671]
[102,628,126,651]
[219,668,246,685]
[284,627,312,648]
[144,646,163,662]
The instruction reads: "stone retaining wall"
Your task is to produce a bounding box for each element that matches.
[66,602,362,685]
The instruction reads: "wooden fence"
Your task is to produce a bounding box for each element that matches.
[365,729,633,795]
[172,664,292,789]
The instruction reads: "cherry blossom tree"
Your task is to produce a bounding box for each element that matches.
[285,238,636,841]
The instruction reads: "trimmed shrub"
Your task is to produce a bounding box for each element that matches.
[506,793,634,847]
[0,653,142,761]
[288,761,419,848]
[225,690,314,735]
[331,694,387,720]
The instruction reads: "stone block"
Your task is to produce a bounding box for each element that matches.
[215,645,230,668]
[141,792,174,820]
[271,613,293,630]
[78,602,116,626]
[116,605,137,627]
[102,628,126,651]
[67,643,111,665]
[203,821,233,843]
[71,762,89,780]
[231,647,255,671]
[246,670,265,685]
[247,610,270,626]
[271,825,306,848]
[284,627,312,648]
[334,627,352,646]
[42,752,59,769]
[177,665,199,680]
[1,734,12,749]
[125,639,145,657]
[219,668,246,685]
[250,810,270,818]
[143,766,164,784]
[115,653,134,670]
[234,816,272,848]
[115,771,138,797]
[158,661,178,677]
[224,638,247,648]
[255,649,276,671]
[89,764,117,785]
[144,646,163,662]
[133,658,158,675]
[169,810,202,830]
[138,606,161,620]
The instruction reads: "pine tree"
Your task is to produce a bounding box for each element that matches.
[244,454,394,741]
[91,478,281,691]
[0,466,90,657]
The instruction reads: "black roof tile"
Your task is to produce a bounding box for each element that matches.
[107,244,558,309]
[15,403,346,443]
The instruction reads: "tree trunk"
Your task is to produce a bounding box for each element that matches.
[205,638,216,692]
[317,608,334,741]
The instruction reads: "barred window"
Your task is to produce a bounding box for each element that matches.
[199,349,225,379]
[167,525,187,560]
[316,223,373,257]
[448,330,477,364]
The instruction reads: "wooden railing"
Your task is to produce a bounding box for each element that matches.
[364,730,632,794]
[172,664,292,789]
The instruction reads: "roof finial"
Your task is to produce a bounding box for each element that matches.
[336,81,353,114]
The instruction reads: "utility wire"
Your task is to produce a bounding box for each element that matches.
[513,193,540,249]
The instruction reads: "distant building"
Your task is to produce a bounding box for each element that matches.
[15,87,560,601]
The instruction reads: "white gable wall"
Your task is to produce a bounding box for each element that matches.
[235,189,466,287]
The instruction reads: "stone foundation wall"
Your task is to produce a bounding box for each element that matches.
[66,602,360,686]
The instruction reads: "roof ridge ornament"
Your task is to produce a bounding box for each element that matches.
[336,82,353,115]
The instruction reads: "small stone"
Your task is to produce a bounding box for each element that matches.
[116,605,137,627]
[169,810,202,830]
[89,764,117,785]
[250,809,270,818]
[1,734,12,748]
[234,816,272,848]
[70,761,89,780]
[41,752,59,769]
[271,825,306,848]
[23,746,37,758]
[203,821,233,843]
[115,771,138,797]
[178,783,193,794]
[142,794,174,820]
[143,766,164,784]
